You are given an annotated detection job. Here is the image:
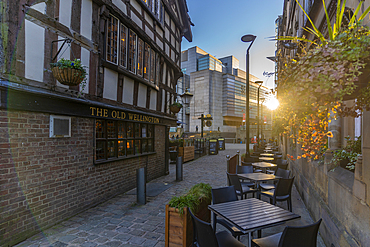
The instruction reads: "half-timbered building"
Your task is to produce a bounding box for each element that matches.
[0,0,192,245]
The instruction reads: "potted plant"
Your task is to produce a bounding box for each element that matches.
[165,183,212,247]
[331,136,361,171]
[50,58,87,87]
[170,102,183,114]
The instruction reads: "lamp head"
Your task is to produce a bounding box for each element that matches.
[255,80,263,85]
[180,88,193,104]
[241,34,256,43]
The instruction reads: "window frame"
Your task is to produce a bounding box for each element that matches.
[95,119,155,163]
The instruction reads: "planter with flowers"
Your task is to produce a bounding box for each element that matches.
[170,102,183,114]
[331,136,361,171]
[50,58,87,87]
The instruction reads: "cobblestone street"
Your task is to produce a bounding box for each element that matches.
[15,144,325,247]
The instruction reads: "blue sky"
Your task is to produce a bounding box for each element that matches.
[182,0,284,88]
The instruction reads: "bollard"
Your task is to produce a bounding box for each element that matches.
[136,167,146,205]
[237,150,240,166]
[176,156,183,181]
[226,155,230,186]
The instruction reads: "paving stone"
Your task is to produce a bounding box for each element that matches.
[103,241,123,247]
[142,239,158,247]
[114,233,132,241]
[87,234,99,241]
[80,242,98,247]
[119,221,134,228]
[109,218,122,224]
[100,230,118,238]
[116,227,130,233]
[50,241,68,247]
[66,229,80,235]
[78,224,94,231]
[143,232,160,241]
[71,237,88,244]
[77,232,90,237]
[105,224,118,230]
[95,237,109,243]
[90,227,105,234]
[128,229,145,237]
[140,225,157,232]
[58,235,77,243]
[153,241,165,247]
[129,236,146,245]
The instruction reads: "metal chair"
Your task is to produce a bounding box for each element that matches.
[252,219,322,247]
[260,168,291,191]
[237,165,255,188]
[227,172,257,199]
[211,186,244,240]
[189,208,245,247]
[260,177,295,211]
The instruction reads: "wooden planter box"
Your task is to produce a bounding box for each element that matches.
[165,200,211,247]
[178,146,195,162]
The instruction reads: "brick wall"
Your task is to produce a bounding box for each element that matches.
[0,109,166,246]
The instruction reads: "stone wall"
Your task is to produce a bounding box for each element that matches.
[283,116,370,247]
[0,109,166,246]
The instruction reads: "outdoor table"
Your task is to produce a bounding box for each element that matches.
[260,153,274,157]
[259,157,274,162]
[252,162,277,173]
[238,173,280,199]
[208,198,301,247]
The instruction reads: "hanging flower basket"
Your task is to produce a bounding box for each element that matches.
[50,58,87,86]
[170,102,183,113]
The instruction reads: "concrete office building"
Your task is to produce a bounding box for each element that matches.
[179,46,272,140]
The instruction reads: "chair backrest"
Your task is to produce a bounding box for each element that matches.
[278,219,322,247]
[188,208,219,247]
[212,186,238,204]
[226,172,242,192]
[237,165,253,174]
[275,177,295,197]
[275,168,291,179]
[276,159,288,166]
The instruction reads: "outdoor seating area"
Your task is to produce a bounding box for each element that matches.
[213,142,322,247]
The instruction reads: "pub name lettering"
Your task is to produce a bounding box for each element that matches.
[90,107,160,123]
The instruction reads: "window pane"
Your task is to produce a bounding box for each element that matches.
[128,31,137,73]
[118,140,125,156]
[141,124,147,137]
[135,123,141,138]
[108,141,115,158]
[137,38,144,76]
[144,43,150,80]
[154,0,159,17]
[127,140,134,155]
[150,50,156,84]
[96,141,106,160]
[120,24,127,67]
[147,139,153,152]
[107,15,118,64]
[96,120,105,138]
[107,121,116,138]
[127,122,134,138]
[147,125,153,137]
[135,140,141,154]
[142,139,148,153]
[118,122,125,138]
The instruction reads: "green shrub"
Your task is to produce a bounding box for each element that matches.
[168,183,212,215]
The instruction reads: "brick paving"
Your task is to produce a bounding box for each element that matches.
[15,144,325,247]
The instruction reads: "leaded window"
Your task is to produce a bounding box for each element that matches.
[150,50,156,84]
[137,38,144,76]
[120,24,128,67]
[144,43,150,80]
[95,120,155,162]
[107,15,118,64]
[128,31,137,73]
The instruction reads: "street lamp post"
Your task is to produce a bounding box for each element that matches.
[260,97,266,143]
[180,88,193,132]
[255,81,263,147]
[241,34,256,158]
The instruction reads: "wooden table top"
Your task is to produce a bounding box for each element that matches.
[252,162,277,169]
[238,173,280,182]
[208,198,300,233]
[259,157,275,161]
[260,153,275,157]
